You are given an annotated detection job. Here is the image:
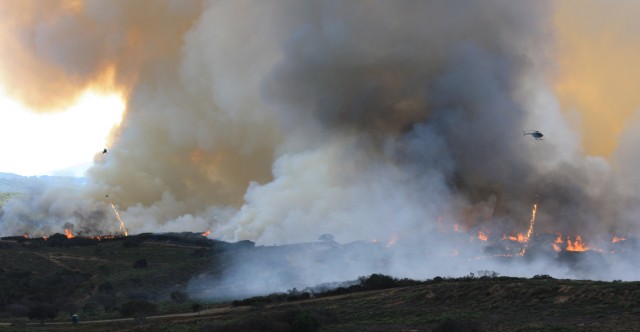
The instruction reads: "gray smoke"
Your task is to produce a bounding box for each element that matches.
[1,1,639,298]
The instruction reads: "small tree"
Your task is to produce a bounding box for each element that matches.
[359,274,396,290]
[120,300,157,325]
[28,304,58,324]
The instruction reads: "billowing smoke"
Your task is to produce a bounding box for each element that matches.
[1,0,639,297]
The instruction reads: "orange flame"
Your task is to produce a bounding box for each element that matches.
[518,203,538,256]
[107,196,128,236]
[612,236,626,243]
[566,236,589,252]
[201,230,211,237]
[477,231,488,241]
[65,229,75,239]
[504,233,527,243]
[23,234,29,239]
[553,234,563,252]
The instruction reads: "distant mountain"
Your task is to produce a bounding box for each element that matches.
[0,172,85,193]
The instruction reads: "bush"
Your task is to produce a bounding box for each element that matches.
[27,304,58,324]
[171,290,188,303]
[133,258,148,268]
[359,274,397,290]
[120,300,157,325]
[531,274,554,280]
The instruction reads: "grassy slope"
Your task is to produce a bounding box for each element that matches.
[14,278,640,332]
[0,236,639,331]
[0,234,231,324]
[0,192,21,207]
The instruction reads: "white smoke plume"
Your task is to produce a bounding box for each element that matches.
[1,0,639,297]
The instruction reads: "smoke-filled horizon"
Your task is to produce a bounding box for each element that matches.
[1,1,639,287]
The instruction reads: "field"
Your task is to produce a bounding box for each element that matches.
[0,233,638,331]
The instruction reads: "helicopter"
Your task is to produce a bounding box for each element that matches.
[524,130,543,140]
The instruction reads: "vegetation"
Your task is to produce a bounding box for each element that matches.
[0,232,250,325]
[0,233,638,331]
[27,305,58,324]
[0,192,21,208]
[120,300,157,324]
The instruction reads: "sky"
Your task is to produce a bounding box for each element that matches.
[0,89,124,176]
[1,0,640,287]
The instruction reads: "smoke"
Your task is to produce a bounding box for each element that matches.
[1,0,640,297]
[554,0,640,156]
[0,0,202,111]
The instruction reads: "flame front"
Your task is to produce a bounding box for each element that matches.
[504,233,527,243]
[566,236,589,252]
[201,230,211,237]
[64,229,74,239]
[478,231,488,241]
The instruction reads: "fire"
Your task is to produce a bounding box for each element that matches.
[612,236,626,243]
[553,234,563,252]
[201,230,211,237]
[518,203,538,256]
[107,196,128,236]
[477,231,488,241]
[23,234,29,239]
[64,229,75,239]
[566,236,589,252]
[504,233,527,243]
[92,235,116,241]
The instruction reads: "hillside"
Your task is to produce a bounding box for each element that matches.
[0,172,85,209]
[0,233,638,331]
[0,172,85,193]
